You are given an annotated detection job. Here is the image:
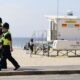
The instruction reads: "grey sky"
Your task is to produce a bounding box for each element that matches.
[0,0,80,37]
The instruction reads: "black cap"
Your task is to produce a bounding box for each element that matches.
[3,22,9,29]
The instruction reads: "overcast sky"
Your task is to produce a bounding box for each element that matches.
[0,0,80,37]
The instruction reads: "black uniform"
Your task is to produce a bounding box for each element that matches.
[0,42,3,70]
[1,32,20,69]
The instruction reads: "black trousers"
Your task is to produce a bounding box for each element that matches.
[0,49,3,70]
[30,46,33,52]
[1,47,20,69]
[0,59,1,70]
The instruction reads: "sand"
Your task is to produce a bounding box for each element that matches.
[6,48,80,68]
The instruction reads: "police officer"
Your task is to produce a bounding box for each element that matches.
[0,18,3,70]
[1,22,20,70]
[0,40,3,71]
[0,17,2,37]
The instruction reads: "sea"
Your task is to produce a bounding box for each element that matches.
[12,37,46,49]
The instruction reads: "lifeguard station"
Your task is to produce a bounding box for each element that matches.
[46,13,80,56]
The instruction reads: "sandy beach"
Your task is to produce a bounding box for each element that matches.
[6,48,80,68]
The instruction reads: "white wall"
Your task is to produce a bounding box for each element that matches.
[57,19,80,40]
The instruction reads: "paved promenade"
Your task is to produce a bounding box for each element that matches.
[1,48,80,75]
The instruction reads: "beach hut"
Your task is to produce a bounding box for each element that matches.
[46,15,80,50]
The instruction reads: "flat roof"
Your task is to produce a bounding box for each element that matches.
[46,15,80,20]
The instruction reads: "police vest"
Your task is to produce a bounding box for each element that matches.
[1,32,10,46]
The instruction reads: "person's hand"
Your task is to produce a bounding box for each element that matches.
[10,47,13,52]
[0,45,2,49]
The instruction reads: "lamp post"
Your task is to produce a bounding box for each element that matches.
[57,0,59,17]
[56,0,59,40]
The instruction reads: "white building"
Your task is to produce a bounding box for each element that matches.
[46,15,80,50]
[47,16,80,41]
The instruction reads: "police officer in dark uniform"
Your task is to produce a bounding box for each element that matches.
[1,22,20,70]
[0,40,3,71]
[0,17,2,36]
[0,17,3,70]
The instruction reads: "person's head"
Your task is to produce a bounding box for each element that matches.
[2,22,9,33]
[0,17,2,24]
[0,18,2,28]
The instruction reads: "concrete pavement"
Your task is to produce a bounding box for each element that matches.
[0,49,80,76]
[1,65,80,76]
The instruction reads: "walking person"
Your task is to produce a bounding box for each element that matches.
[29,38,34,57]
[0,17,5,70]
[1,22,20,70]
[0,40,3,71]
[0,17,3,37]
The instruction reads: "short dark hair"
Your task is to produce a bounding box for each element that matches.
[3,22,9,29]
[0,17,2,23]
